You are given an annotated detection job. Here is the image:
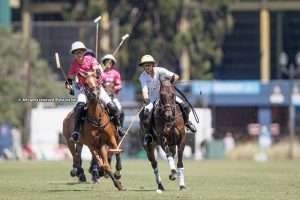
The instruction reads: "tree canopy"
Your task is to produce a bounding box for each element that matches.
[64,0,233,81]
[0,28,65,128]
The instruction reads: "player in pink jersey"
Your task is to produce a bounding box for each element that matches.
[65,41,124,142]
[101,54,125,136]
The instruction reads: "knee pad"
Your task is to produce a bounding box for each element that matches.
[107,102,119,115]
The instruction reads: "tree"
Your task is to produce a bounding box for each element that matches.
[0,28,65,128]
[63,0,233,80]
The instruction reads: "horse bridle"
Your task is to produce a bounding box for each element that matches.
[84,85,100,100]
[84,85,110,129]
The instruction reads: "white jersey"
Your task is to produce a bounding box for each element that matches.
[139,67,175,103]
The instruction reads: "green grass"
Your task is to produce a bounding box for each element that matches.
[0,159,299,200]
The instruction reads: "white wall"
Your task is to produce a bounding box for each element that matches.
[191,108,213,160]
[30,105,73,160]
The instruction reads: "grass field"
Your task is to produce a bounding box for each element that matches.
[0,159,299,200]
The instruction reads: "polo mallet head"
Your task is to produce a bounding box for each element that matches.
[93,16,102,60]
[113,33,130,56]
[121,33,130,41]
[54,52,61,69]
[54,52,72,90]
[94,16,102,24]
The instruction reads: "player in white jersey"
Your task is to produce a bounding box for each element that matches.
[138,55,197,145]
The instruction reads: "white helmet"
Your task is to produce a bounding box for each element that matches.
[70,41,87,54]
[139,54,155,66]
[101,54,117,64]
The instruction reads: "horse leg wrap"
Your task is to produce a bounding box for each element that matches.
[177,168,185,186]
[120,110,124,127]
[154,168,162,184]
[167,156,176,171]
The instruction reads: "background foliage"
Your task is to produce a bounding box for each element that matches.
[65,0,233,80]
[0,28,65,128]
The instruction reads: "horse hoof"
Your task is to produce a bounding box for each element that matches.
[92,169,99,178]
[158,183,165,191]
[78,174,87,182]
[179,185,186,191]
[169,170,177,181]
[115,180,125,191]
[169,174,176,181]
[90,167,99,182]
[70,168,77,177]
[92,177,99,184]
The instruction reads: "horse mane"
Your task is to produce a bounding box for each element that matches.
[160,79,172,87]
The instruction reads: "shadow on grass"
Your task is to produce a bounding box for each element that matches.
[66,182,90,185]
[48,182,91,185]
[47,189,91,192]
[128,187,186,192]
[128,189,156,192]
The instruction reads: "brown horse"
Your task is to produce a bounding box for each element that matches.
[63,73,124,190]
[141,79,187,191]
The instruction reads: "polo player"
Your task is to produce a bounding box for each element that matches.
[138,54,197,146]
[65,41,125,142]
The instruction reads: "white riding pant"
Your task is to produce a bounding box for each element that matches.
[112,97,122,112]
[73,83,112,105]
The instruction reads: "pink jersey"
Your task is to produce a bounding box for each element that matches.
[68,55,98,76]
[68,55,99,86]
[102,67,122,94]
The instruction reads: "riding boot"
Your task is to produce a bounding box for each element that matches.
[140,108,153,146]
[120,110,125,127]
[107,102,126,137]
[70,102,85,143]
[181,102,197,133]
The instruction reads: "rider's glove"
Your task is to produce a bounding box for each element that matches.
[170,75,175,84]
[65,78,73,87]
[69,89,74,96]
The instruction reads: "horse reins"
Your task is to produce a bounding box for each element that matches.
[174,85,199,123]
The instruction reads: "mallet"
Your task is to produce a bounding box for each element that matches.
[94,16,102,60]
[112,33,130,56]
[55,52,72,90]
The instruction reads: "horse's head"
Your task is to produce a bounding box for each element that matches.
[81,72,100,100]
[159,80,176,122]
